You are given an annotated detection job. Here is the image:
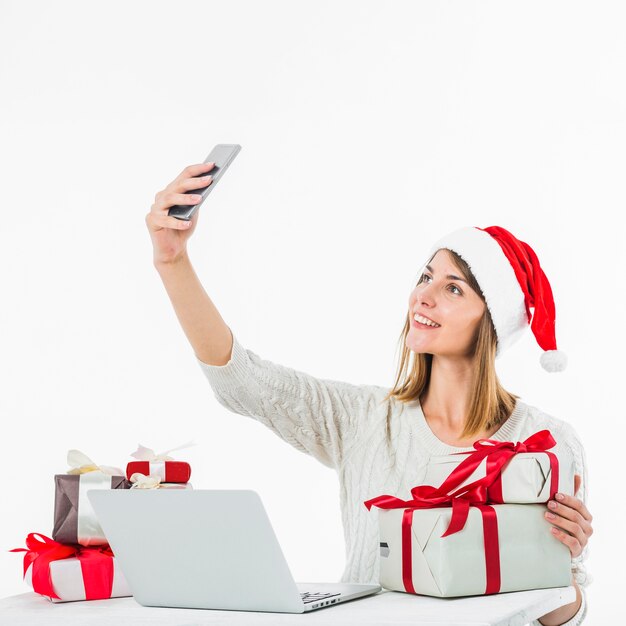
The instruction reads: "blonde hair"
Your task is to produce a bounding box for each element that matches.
[383,249,519,440]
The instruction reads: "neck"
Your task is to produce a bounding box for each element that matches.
[420,354,476,434]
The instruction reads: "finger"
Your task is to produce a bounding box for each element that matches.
[547,498,592,533]
[550,525,583,558]
[178,174,214,193]
[574,474,581,496]
[171,162,215,187]
[151,192,203,214]
[554,491,592,523]
[545,511,588,547]
[147,212,193,231]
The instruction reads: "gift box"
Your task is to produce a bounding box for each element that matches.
[375,502,571,597]
[52,450,131,547]
[423,430,574,504]
[12,533,131,602]
[126,460,190,483]
[364,430,576,597]
[126,442,195,483]
[53,472,130,546]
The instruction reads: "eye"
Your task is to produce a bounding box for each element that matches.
[419,273,462,295]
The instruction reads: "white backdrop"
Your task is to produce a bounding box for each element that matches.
[1,1,624,623]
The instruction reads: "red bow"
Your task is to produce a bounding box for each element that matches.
[365,482,501,594]
[10,533,115,600]
[437,429,559,503]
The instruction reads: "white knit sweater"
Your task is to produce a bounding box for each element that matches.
[197,329,590,625]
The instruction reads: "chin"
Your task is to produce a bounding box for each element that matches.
[406,339,434,355]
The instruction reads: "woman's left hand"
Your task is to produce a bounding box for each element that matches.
[545,474,593,558]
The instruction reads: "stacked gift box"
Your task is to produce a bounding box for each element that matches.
[126,443,194,490]
[364,429,575,597]
[11,444,194,602]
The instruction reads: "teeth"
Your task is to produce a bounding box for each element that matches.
[414,314,440,327]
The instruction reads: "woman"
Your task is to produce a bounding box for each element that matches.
[146,161,593,625]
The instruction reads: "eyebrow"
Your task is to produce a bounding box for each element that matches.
[424,265,467,283]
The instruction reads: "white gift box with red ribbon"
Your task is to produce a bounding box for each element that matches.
[24,555,132,603]
[423,430,574,504]
[376,502,571,597]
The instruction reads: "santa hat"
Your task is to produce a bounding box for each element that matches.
[422,225,567,372]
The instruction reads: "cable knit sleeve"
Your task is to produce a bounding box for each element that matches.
[195,328,390,470]
[529,421,592,626]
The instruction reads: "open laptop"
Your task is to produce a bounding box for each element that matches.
[88,489,381,613]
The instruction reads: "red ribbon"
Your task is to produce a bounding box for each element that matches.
[10,533,115,600]
[365,481,501,594]
[436,429,560,503]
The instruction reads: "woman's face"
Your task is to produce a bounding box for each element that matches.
[406,249,486,359]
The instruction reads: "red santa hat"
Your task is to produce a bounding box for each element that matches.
[423,225,567,372]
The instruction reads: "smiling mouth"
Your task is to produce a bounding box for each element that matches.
[412,312,441,328]
[412,317,441,330]
[411,320,441,330]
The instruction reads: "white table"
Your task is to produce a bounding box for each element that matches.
[0,587,576,626]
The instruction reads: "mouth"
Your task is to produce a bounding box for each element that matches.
[412,313,441,330]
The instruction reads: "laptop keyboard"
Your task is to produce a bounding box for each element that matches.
[300,591,342,605]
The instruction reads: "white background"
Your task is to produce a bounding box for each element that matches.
[1,1,624,622]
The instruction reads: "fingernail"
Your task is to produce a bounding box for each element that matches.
[548,501,557,509]
[546,511,555,519]
[556,493,564,501]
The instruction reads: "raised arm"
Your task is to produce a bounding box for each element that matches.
[146,161,233,366]
[146,161,391,469]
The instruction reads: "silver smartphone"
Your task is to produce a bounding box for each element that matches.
[168,144,242,220]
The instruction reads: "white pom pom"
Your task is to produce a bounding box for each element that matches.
[540,349,568,372]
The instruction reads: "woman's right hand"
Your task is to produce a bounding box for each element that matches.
[146,162,216,266]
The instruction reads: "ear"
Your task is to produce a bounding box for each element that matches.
[574,474,581,497]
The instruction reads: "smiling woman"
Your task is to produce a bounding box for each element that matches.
[386,246,516,443]
[147,178,591,626]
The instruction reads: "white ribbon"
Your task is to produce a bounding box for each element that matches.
[129,473,163,489]
[129,441,196,462]
[148,461,166,480]
[64,450,124,545]
[66,449,123,476]
[77,470,116,545]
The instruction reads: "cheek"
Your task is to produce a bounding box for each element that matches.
[456,313,483,338]
[440,311,478,338]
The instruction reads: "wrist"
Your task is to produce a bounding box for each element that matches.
[154,251,191,272]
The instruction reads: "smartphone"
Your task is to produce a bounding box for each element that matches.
[168,144,242,220]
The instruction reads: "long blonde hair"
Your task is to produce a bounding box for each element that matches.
[383,248,519,440]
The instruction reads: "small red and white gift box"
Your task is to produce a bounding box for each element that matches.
[126,442,194,483]
[126,460,191,483]
[12,533,131,603]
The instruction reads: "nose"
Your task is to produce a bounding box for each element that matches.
[410,283,435,310]
[416,282,436,308]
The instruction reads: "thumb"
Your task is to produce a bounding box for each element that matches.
[574,474,581,496]
[187,209,200,230]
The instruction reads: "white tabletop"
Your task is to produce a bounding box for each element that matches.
[0,586,576,626]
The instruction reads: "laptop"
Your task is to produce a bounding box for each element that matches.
[88,489,381,613]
